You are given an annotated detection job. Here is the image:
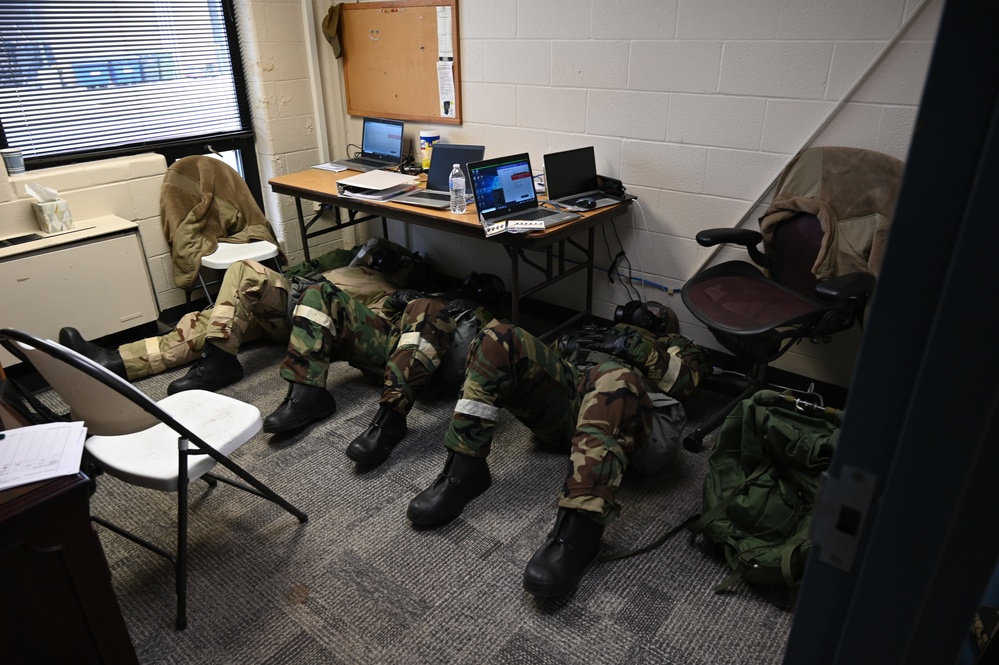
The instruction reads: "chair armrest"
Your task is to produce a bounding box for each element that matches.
[695,228,769,268]
[815,272,876,302]
[695,228,763,248]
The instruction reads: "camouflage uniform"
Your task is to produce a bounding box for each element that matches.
[279,282,457,416]
[117,260,397,381]
[444,322,709,525]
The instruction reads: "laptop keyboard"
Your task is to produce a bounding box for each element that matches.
[349,157,390,167]
[412,191,450,201]
[513,208,557,220]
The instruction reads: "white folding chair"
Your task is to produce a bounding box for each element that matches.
[0,328,308,630]
[193,240,281,306]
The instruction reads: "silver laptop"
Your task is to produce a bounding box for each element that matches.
[392,143,485,209]
[331,117,405,172]
[468,153,580,228]
[543,146,620,210]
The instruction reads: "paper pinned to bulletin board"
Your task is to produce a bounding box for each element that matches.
[340,0,462,125]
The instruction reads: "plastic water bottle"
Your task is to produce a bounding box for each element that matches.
[449,164,466,214]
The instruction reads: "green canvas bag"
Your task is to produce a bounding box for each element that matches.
[690,389,841,605]
[599,389,839,609]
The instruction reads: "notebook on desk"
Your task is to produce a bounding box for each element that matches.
[467,153,580,229]
[330,117,405,172]
[543,146,621,210]
[392,143,485,209]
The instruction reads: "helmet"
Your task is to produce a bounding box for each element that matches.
[462,272,506,305]
[613,300,679,336]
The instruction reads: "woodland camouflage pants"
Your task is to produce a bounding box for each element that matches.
[279,282,455,415]
[445,322,653,524]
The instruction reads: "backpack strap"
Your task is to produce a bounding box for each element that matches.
[713,563,748,593]
[780,531,809,590]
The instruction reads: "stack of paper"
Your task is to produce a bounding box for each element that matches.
[312,161,348,173]
[0,421,87,491]
[337,170,418,201]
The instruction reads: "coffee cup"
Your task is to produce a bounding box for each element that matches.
[1,147,25,175]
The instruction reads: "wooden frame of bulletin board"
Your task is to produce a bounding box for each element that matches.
[340,0,462,125]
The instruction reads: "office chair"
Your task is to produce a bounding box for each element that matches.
[0,328,308,630]
[680,146,904,452]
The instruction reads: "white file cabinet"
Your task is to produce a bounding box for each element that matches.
[0,216,159,367]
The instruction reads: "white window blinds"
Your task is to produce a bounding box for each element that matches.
[0,0,252,165]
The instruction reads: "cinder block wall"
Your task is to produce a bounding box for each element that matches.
[1,0,946,390]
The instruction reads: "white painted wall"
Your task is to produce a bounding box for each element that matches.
[0,0,945,389]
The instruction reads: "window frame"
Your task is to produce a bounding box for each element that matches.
[0,0,261,202]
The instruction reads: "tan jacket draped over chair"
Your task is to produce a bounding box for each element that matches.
[161,156,284,290]
[759,146,905,280]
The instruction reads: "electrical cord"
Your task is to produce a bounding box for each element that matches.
[601,221,642,301]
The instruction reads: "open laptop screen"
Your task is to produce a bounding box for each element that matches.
[544,146,599,200]
[468,153,539,221]
[361,118,404,160]
[425,144,485,190]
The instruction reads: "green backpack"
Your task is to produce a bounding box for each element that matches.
[600,389,840,608]
[690,389,841,606]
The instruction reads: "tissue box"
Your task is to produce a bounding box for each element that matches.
[32,198,74,233]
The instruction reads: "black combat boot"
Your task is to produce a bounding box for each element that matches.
[345,405,407,466]
[522,508,605,598]
[58,327,127,380]
[263,382,337,433]
[406,450,491,526]
[166,342,243,395]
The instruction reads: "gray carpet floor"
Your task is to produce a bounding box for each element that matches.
[47,343,794,664]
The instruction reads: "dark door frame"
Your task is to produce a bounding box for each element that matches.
[784,1,999,663]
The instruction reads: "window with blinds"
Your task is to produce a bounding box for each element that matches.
[0,0,256,178]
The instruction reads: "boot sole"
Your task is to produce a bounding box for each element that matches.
[406,475,492,527]
[523,575,579,598]
[344,427,408,465]
[262,405,337,433]
[344,443,394,466]
[167,374,243,396]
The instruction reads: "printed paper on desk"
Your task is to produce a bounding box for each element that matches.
[338,170,417,191]
[340,182,417,201]
[0,421,87,491]
[312,161,348,173]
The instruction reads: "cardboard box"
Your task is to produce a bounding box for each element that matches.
[32,198,74,233]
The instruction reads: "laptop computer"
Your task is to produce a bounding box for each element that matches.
[392,143,485,209]
[543,146,621,210]
[331,117,405,172]
[467,153,580,229]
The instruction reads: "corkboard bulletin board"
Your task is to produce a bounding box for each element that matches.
[340,0,462,125]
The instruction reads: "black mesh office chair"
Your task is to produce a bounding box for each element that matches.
[680,146,904,451]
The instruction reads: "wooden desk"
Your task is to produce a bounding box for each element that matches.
[269,169,632,337]
[0,473,139,664]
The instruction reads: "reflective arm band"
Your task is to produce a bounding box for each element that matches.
[293,304,335,333]
[454,398,503,421]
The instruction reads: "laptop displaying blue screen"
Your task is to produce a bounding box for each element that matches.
[468,153,540,222]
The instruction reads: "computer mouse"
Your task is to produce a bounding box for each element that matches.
[574,197,597,209]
